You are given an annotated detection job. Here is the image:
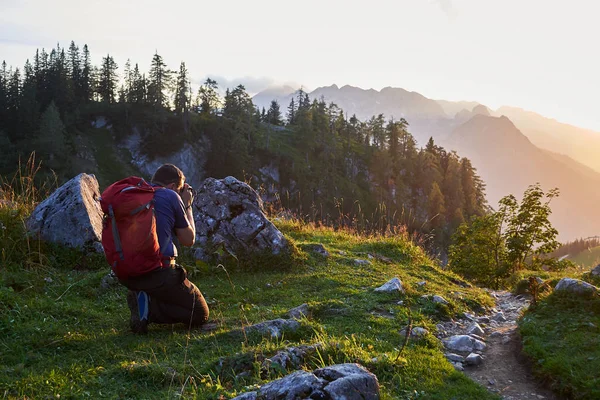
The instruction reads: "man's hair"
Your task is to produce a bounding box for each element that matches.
[151,164,185,189]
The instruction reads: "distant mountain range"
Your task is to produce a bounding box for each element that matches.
[253,85,600,240]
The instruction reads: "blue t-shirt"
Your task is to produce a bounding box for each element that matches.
[152,186,189,258]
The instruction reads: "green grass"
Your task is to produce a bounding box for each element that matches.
[519,289,600,399]
[1,207,500,399]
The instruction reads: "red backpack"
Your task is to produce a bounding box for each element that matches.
[100,177,163,280]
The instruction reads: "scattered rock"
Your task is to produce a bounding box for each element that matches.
[417,281,426,287]
[100,272,118,289]
[467,322,484,336]
[314,364,380,400]
[452,362,464,371]
[232,363,380,400]
[354,259,372,267]
[445,353,465,363]
[477,316,490,324]
[27,173,103,251]
[591,264,600,277]
[287,304,310,320]
[374,277,404,293]
[193,177,289,261]
[338,250,347,256]
[492,312,507,322]
[465,353,483,366]
[44,277,53,283]
[469,333,486,342]
[243,318,300,339]
[432,295,449,305]
[400,326,429,337]
[442,335,486,353]
[306,243,330,257]
[267,344,322,370]
[554,278,599,295]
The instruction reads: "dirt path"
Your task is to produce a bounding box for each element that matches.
[462,291,558,400]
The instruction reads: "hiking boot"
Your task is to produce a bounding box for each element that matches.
[127,290,149,334]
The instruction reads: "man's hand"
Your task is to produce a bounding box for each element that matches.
[180,183,194,209]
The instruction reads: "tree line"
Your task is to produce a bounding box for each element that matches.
[0,42,489,251]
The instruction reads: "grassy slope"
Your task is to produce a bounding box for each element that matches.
[0,212,499,399]
[519,289,600,399]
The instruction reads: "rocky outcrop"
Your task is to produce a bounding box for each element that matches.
[232,363,379,400]
[27,173,103,252]
[122,129,208,188]
[192,177,290,261]
[554,278,599,295]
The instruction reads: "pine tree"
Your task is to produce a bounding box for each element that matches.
[67,41,81,88]
[98,54,118,103]
[130,64,146,104]
[147,52,172,108]
[80,44,92,102]
[428,181,446,230]
[266,100,283,125]
[19,60,39,139]
[37,101,67,171]
[196,78,220,114]
[173,62,191,131]
[286,97,296,125]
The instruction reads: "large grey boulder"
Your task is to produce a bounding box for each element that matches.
[554,278,598,295]
[314,364,380,400]
[192,177,289,261]
[442,335,486,353]
[232,363,379,400]
[591,265,600,277]
[27,173,103,251]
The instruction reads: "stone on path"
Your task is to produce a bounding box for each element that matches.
[442,335,487,353]
[467,322,485,336]
[465,353,483,366]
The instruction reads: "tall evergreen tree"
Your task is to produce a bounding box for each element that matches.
[286,97,296,125]
[266,100,283,125]
[147,52,171,108]
[196,78,220,114]
[97,54,118,103]
[80,44,92,102]
[37,101,67,172]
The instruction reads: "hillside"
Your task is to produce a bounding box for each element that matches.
[0,199,497,398]
[443,114,600,241]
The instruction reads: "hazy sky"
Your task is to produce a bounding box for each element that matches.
[1,0,599,130]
